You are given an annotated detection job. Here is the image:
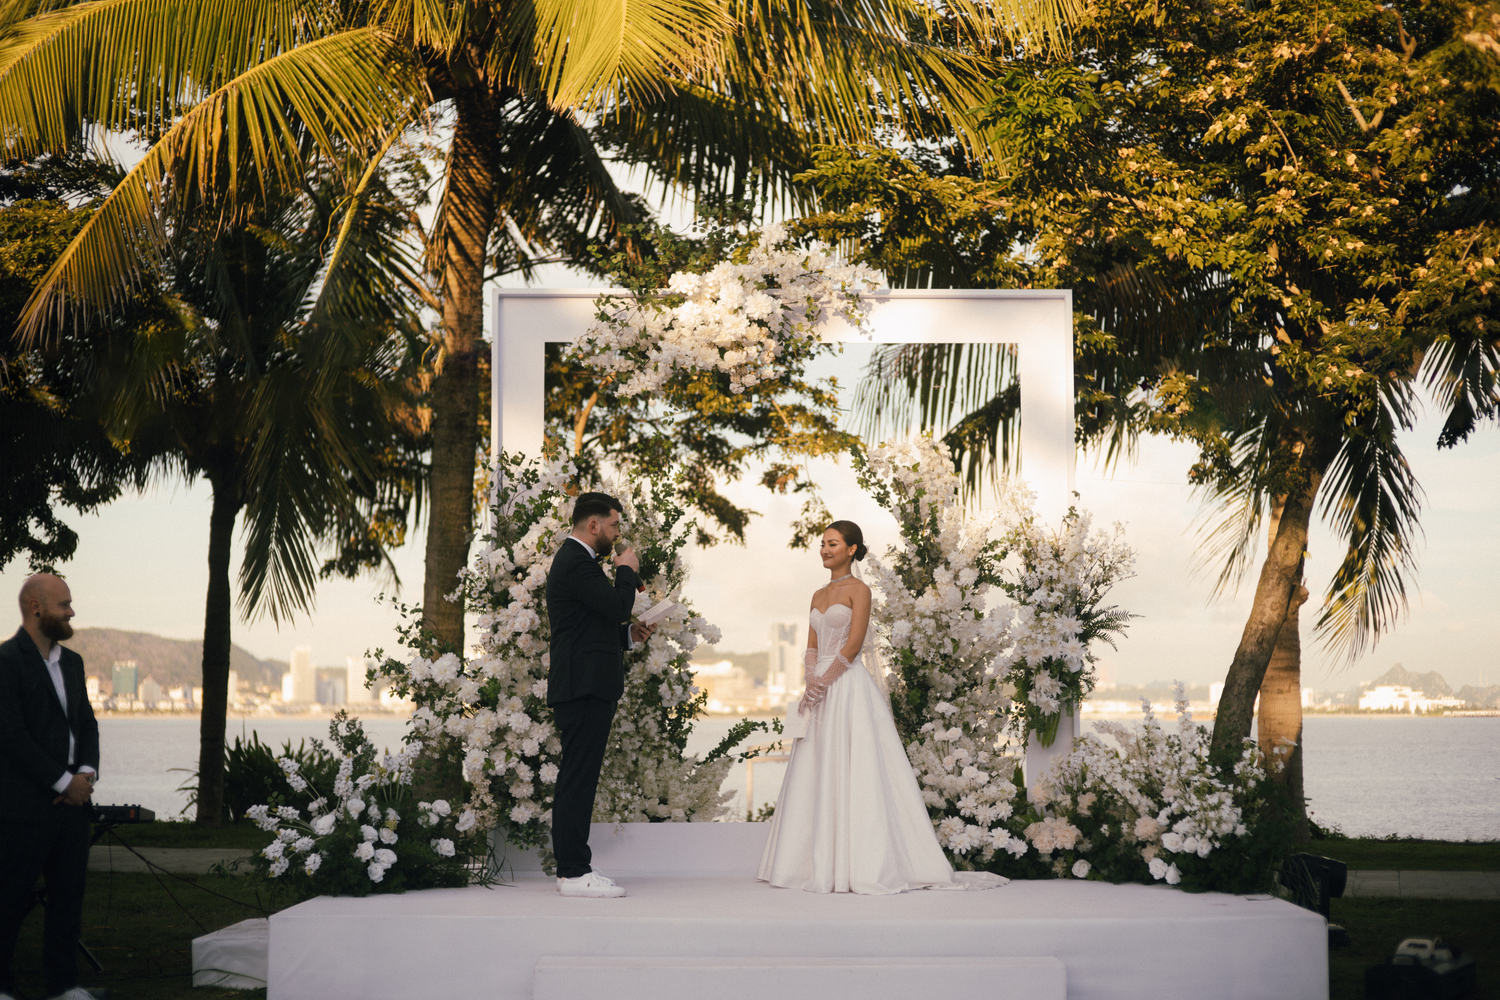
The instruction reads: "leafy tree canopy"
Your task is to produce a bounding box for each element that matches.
[796,0,1500,660]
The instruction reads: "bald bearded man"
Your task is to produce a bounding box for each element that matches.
[0,574,102,1000]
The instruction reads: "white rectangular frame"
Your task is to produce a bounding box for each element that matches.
[492,289,1075,520]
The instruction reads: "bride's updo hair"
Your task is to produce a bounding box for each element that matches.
[827,520,867,562]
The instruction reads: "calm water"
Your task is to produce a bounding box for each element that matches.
[94,714,1499,840]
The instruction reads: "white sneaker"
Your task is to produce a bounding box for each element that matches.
[557,871,626,897]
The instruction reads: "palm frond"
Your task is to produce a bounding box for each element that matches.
[852,342,1020,495]
[1314,386,1424,661]
[12,27,415,341]
[0,0,300,149]
[1420,325,1500,448]
[526,0,732,110]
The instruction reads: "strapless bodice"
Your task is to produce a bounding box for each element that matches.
[810,604,859,670]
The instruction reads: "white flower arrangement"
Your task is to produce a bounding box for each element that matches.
[998,509,1135,746]
[1004,686,1286,891]
[246,715,483,895]
[854,437,1030,867]
[377,454,746,871]
[569,224,882,397]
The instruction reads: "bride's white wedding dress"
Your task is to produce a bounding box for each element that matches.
[757,604,1007,894]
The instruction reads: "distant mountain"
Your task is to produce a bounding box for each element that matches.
[63,628,285,693]
[1457,684,1500,708]
[1370,663,1453,698]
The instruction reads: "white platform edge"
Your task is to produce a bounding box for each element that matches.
[533,955,1067,1000]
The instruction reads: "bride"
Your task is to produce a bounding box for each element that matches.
[757,520,1006,895]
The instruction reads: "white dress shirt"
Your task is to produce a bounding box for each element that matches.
[43,642,96,793]
[568,536,636,649]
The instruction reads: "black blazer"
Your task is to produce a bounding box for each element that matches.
[545,538,639,705]
[0,628,100,823]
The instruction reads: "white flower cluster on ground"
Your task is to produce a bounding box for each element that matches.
[1012,686,1273,887]
[246,717,479,894]
[856,437,1033,866]
[999,509,1134,745]
[377,455,737,869]
[570,224,882,396]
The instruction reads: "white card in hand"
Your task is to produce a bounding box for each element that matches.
[636,599,682,627]
[782,701,810,740]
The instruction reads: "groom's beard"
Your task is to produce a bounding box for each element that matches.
[595,537,614,558]
[39,611,73,642]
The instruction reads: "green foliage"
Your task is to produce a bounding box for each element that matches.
[796,0,1500,665]
[176,731,337,823]
[0,151,171,571]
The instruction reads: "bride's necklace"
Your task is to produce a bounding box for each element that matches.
[823,573,853,586]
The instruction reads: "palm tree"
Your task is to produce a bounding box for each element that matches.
[99,160,425,825]
[0,0,1079,657]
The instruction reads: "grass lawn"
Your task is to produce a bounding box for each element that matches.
[13,872,293,1000]
[1309,838,1500,871]
[1330,898,1500,1000]
[98,820,274,851]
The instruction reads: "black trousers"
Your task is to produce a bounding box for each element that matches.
[0,803,91,997]
[550,696,617,879]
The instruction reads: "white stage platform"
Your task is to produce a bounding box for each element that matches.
[267,823,1328,1000]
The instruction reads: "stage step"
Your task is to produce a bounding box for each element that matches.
[533,955,1067,1000]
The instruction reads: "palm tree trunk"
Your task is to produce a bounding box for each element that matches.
[195,473,243,826]
[424,90,500,652]
[1209,467,1322,766]
[1258,502,1310,843]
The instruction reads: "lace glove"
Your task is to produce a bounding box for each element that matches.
[801,653,852,713]
[799,648,824,715]
[819,653,853,688]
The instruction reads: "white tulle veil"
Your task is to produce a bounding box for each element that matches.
[850,557,891,699]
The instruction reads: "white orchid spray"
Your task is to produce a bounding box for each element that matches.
[377,453,742,873]
[569,223,882,397]
[999,508,1135,746]
[246,715,482,895]
[855,437,1030,866]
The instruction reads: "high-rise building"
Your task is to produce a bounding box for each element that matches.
[112,660,138,698]
[227,669,239,702]
[767,622,800,697]
[139,675,164,709]
[290,646,316,703]
[316,674,347,706]
[347,656,378,704]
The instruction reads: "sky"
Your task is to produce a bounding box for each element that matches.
[5,172,1496,694]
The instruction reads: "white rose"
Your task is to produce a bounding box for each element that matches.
[379,827,399,845]
[1160,832,1185,853]
[346,797,365,817]
[455,810,477,833]
[312,813,338,836]
[354,842,375,862]
[375,848,397,865]
[1148,857,1169,880]
[1071,859,1091,879]
[368,862,387,883]
[1165,863,1182,885]
[360,825,378,842]
[431,838,456,857]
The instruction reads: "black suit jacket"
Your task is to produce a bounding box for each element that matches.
[545,538,640,705]
[0,628,100,823]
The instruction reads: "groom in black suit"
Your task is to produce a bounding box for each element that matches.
[0,574,100,1000]
[545,492,653,898]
